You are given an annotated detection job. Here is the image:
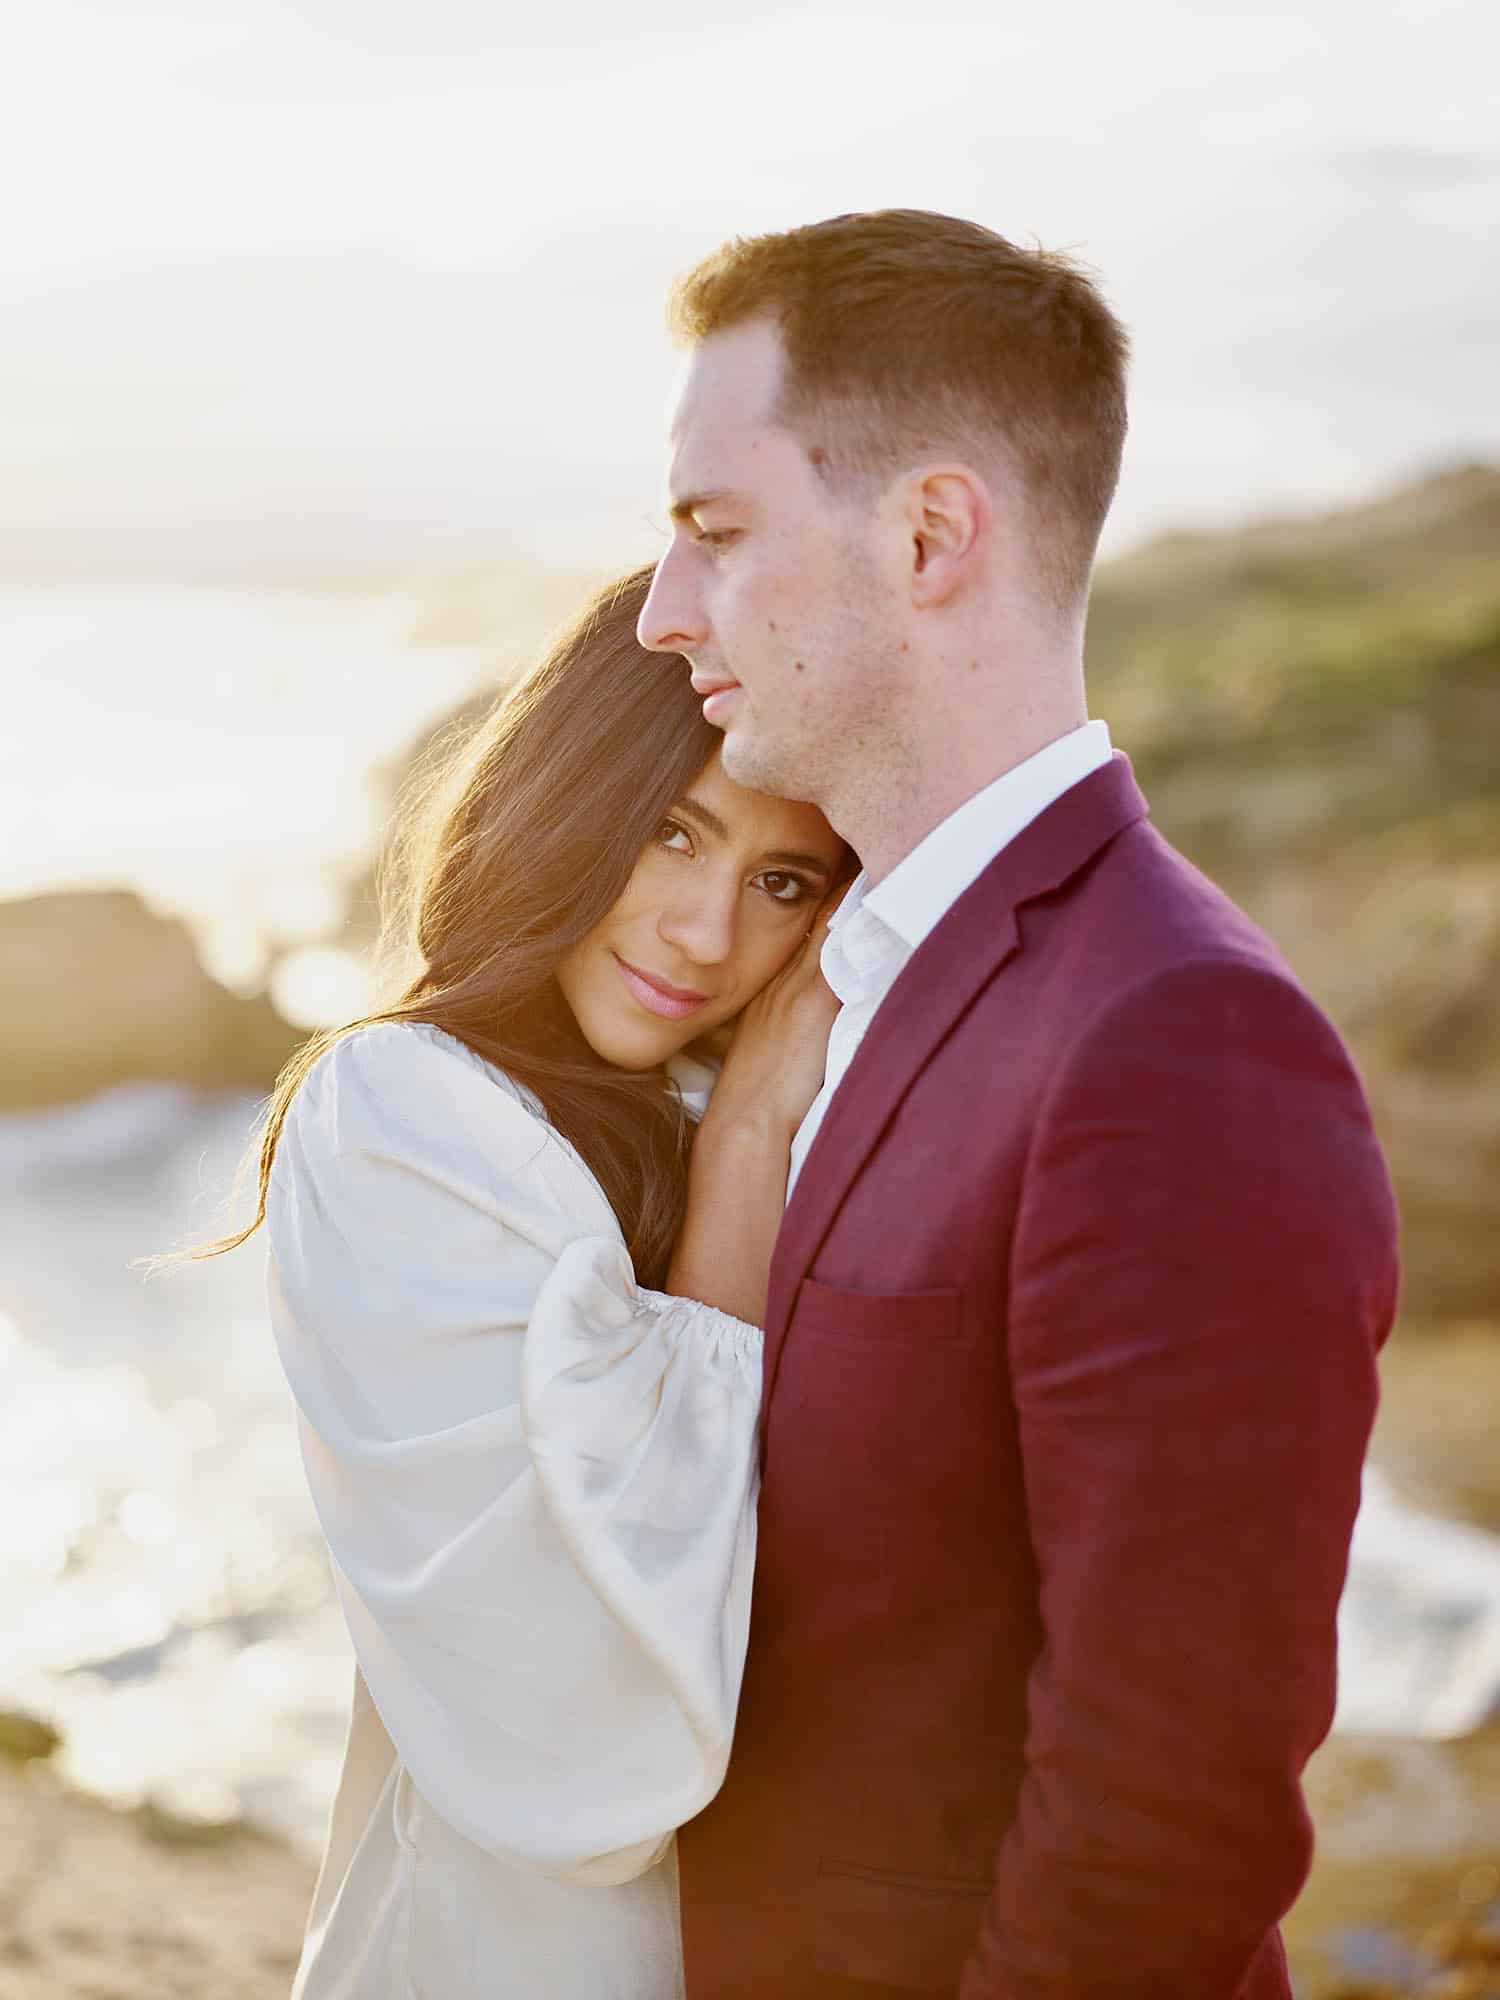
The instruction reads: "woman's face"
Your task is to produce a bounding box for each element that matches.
[557,750,846,1071]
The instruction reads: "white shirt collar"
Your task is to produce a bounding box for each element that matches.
[856,720,1113,954]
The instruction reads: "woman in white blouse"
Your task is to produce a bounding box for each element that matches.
[209,566,848,1998]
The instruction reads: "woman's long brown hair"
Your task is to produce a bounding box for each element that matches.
[196,564,720,1286]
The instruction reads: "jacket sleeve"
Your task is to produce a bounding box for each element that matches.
[266,1024,762,1885]
[961,959,1399,1998]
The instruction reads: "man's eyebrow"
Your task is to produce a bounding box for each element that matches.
[675,797,834,876]
[668,488,736,525]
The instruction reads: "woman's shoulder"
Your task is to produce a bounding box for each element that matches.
[322,1019,546,1110]
[290,1020,552,1177]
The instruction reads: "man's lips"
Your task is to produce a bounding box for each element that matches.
[689,669,742,724]
[688,668,740,697]
[612,954,711,1022]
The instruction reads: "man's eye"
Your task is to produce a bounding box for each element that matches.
[757,871,812,905]
[656,818,693,853]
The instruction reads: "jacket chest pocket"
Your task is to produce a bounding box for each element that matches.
[792,1276,964,1347]
[764,1280,989,1593]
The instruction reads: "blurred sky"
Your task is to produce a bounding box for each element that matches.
[3,0,1496,575]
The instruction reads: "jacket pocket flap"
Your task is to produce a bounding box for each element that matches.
[795,1278,962,1345]
[813,1859,990,1988]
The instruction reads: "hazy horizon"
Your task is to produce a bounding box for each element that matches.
[5,0,1496,578]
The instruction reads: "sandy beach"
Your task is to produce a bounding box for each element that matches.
[0,1758,314,2000]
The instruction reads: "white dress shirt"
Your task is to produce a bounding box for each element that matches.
[268,1022,762,1999]
[787,721,1113,1195]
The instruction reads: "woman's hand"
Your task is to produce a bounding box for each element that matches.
[666,886,847,1325]
[701,885,845,1145]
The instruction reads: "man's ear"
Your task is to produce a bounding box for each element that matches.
[905,465,990,608]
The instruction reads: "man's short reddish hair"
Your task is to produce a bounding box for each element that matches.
[667,208,1129,611]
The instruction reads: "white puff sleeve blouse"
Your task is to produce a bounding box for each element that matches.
[266,1022,762,1999]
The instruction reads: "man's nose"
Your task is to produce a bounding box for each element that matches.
[637,545,707,655]
[656,878,736,967]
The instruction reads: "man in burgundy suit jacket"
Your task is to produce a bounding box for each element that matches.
[639,210,1399,1997]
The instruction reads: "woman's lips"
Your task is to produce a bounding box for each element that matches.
[612,954,710,1022]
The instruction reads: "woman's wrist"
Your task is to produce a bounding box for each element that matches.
[695,1090,798,1155]
[669,1100,793,1326]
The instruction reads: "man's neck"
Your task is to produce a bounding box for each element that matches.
[839,708,1091,886]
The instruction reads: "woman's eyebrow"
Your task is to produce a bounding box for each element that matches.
[761,848,835,875]
[675,795,731,839]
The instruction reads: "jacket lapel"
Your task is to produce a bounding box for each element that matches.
[762,753,1149,1406]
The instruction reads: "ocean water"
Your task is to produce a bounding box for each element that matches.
[0,1082,348,1852]
[3,585,1499,1868]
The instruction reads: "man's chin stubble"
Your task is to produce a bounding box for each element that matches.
[719,730,818,806]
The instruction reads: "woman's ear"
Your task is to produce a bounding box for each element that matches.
[906,465,990,608]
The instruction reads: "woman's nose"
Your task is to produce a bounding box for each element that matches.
[637,546,708,655]
[656,881,736,968]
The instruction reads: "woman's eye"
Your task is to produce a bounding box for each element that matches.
[756,871,813,905]
[695,528,739,552]
[655,818,693,854]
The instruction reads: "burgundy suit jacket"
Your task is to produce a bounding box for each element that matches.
[677,755,1399,1999]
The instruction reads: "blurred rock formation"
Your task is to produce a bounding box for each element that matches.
[0,889,303,1110]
